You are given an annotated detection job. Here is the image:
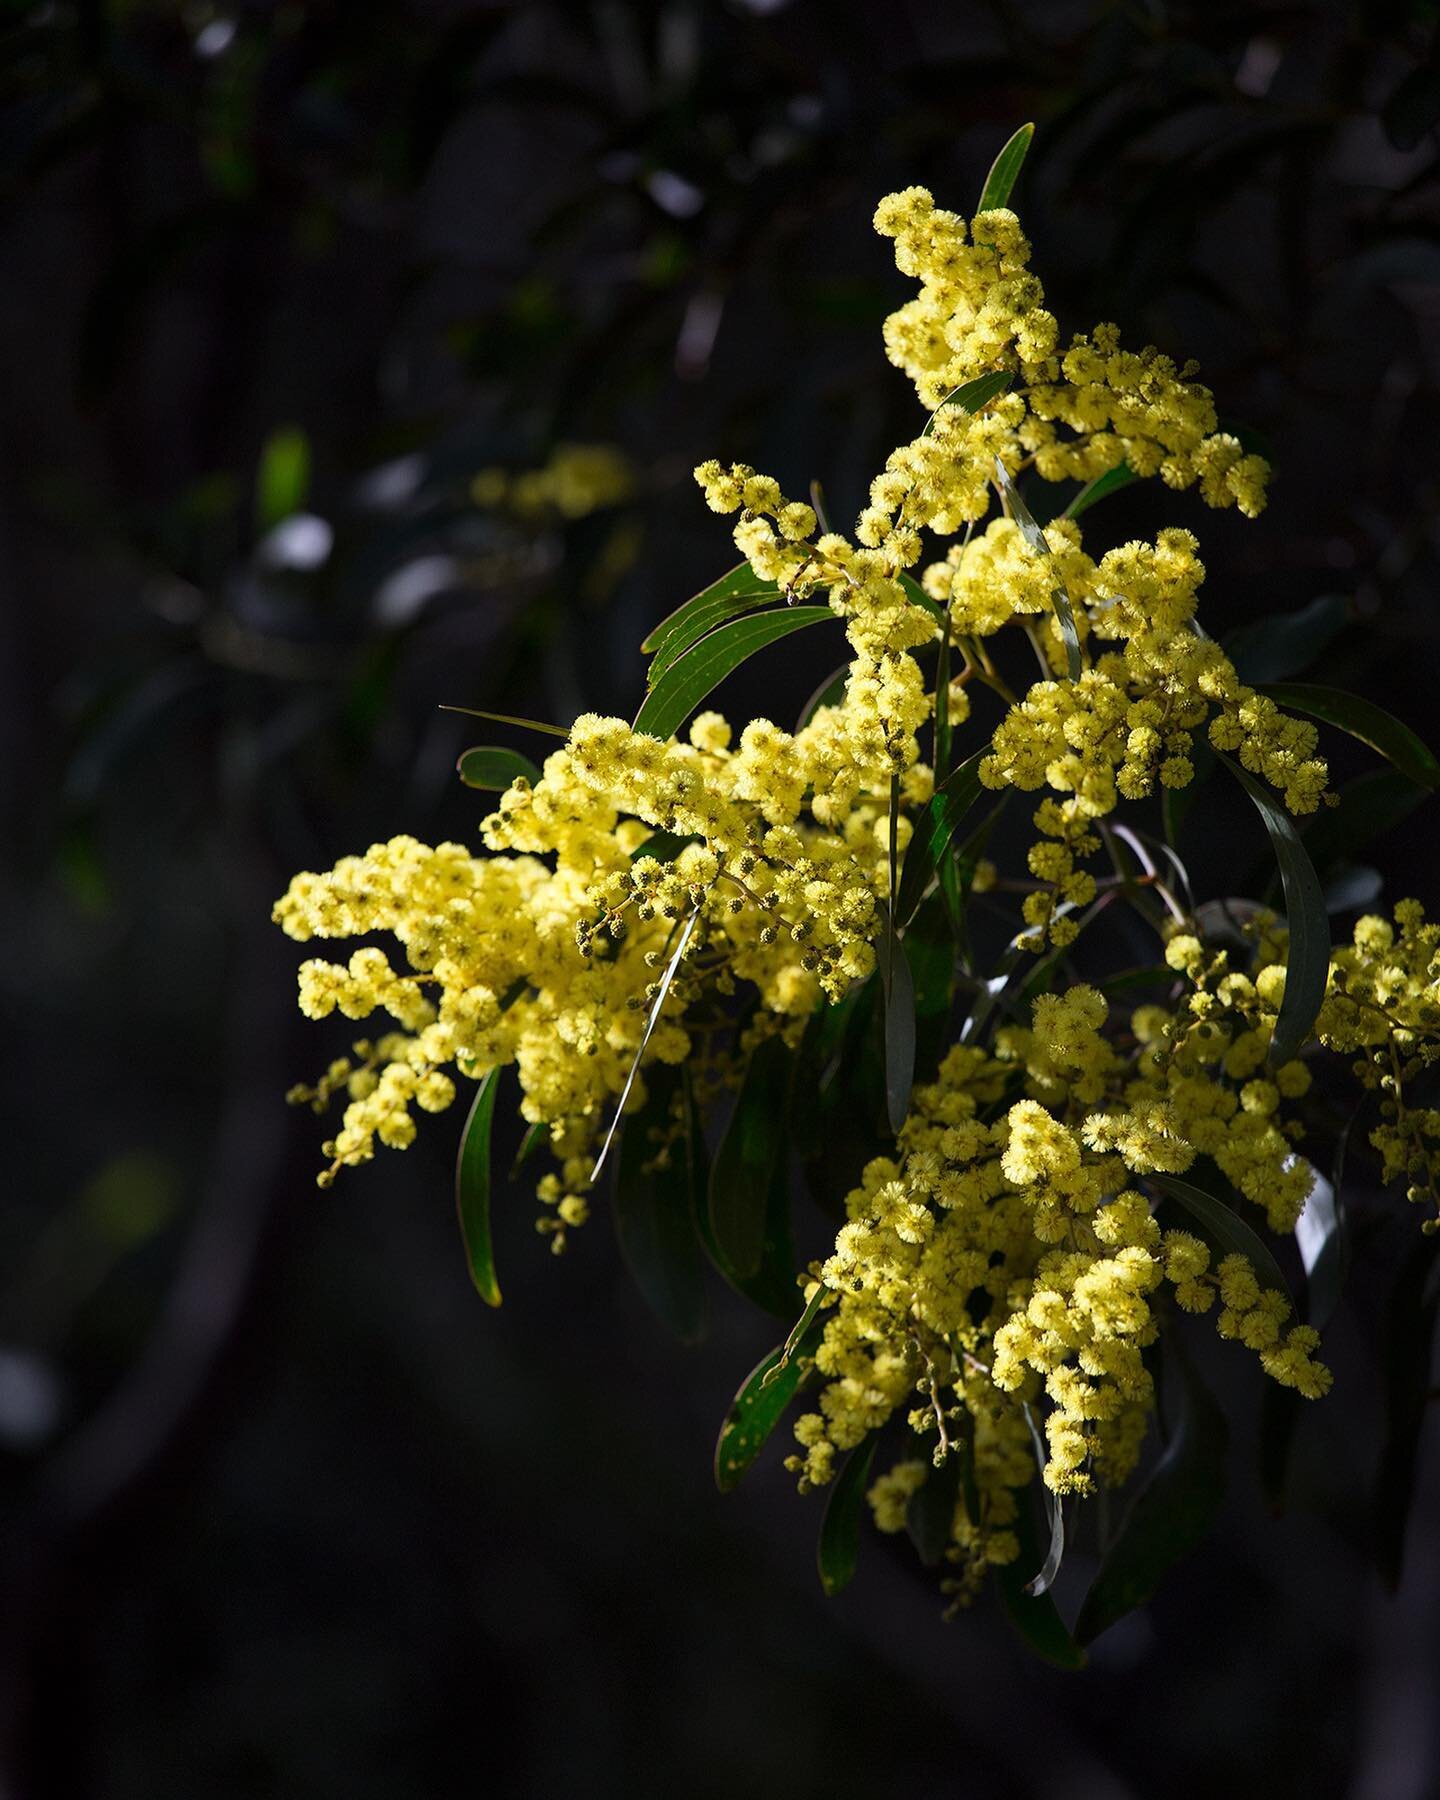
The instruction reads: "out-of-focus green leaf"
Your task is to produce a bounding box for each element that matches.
[709,1033,791,1280]
[715,1312,825,1493]
[1259,683,1440,792]
[256,424,311,530]
[641,561,779,656]
[456,746,542,790]
[817,1437,879,1597]
[1076,1338,1227,1643]
[977,121,1035,213]
[1226,594,1349,683]
[993,458,1082,680]
[635,606,837,741]
[896,747,988,927]
[1375,1234,1440,1588]
[1062,462,1139,519]
[455,1067,503,1306]
[1147,1171,1293,1303]
[1218,753,1330,1064]
[906,1449,963,1568]
[615,1066,707,1343]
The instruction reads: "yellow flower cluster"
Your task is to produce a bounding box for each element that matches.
[470,442,634,520]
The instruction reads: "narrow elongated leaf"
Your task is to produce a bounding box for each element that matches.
[640,561,777,656]
[634,606,837,741]
[993,457,1082,680]
[1217,753,1330,1064]
[921,369,1015,438]
[615,1067,707,1343]
[455,1067,503,1306]
[591,908,699,1184]
[1076,1338,1227,1643]
[976,121,1035,213]
[439,704,569,738]
[896,747,988,926]
[765,1281,830,1385]
[1259,682,1440,792]
[1294,1161,1346,1330]
[817,1437,879,1597]
[715,1316,825,1493]
[629,829,698,863]
[1062,462,1138,519]
[896,571,947,624]
[1021,1403,1064,1596]
[457,745,542,790]
[708,1033,791,1279]
[1226,594,1349,683]
[995,1477,1085,1669]
[648,593,791,687]
[906,1448,964,1568]
[1146,1171,1293,1303]
[877,901,916,1137]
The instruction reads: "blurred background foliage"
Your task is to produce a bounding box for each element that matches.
[2,1,1439,1794]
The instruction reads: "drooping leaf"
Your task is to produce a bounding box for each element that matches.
[256,424,311,530]
[906,1447,964,1568]
[614,1066,707,1343]
[640,561,778,656]
[438,704,569,738]
[456,745,542,790]
[921,369,1015,438]
[817,1436,879,1597]
[715,1314,826,1493]
[1020,1403,1065,1597]
[1258,683,1440,793]
[1226,594,1349,684]
[455,1067,504,1306]
[896,747,988,927]
[995,1475,1085,1670]
[993,457,1082,680]
[1062,462,1139,520]
[877,901,916,1138]
[976,121,1035,213]
[1146,1170,1293,1303]
[708,1033,791,1280]
[1076,1337,1227,1644]
[1375,1234,1440,1588]
[1217,753,1330,1064]
[634,606,838,741]
[766,1281,830,1383]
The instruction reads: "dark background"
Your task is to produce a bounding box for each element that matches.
[3,2,1440,1795]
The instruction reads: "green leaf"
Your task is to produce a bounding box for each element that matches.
[629,829,699,863]
[921,369,1015,438]
[768,1281,830,1381]
[1146,1171,1293,1303]
[993,457,1082,680]
[614,1066,707,1343]
[896,571,947,624]
[455,1067,503,1306]
[715,1315,825,1493]
[1374,1235,1440,1587]
[634,606,838,741]
[896,747,988,927]
[647,584,790,686]
[1258,682,1440,793]
[256,424,311,530]
[709,1034,791,1280]
[995,1471,1085,1670]
[1226,594,1349,684]
[456,745,542,790]
[878,901,916,1137]
[640,561,778,655]
[976,121,1035,214]
[817,1437,879,1597]
[511,1119,547,1174]
[1216,752,1331,1064]
[1300,767,1430,873]
[1075,1337,1227,1643]
[1062,462,1138,519]
[438,704,569,738]
[906,1449,963,1568]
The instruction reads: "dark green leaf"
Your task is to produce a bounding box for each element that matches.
[1062,462,1138,519]
[640,561,778,655]
[768,1281,830,1381]
[615,1067,707,1343]
[896,571,947,624]
[1226,594,1349,683]
[1375,1234,1440,1588]
[993,457,1082,680]
[1301,767,1430,873]
[456,745,542,790]
[256,424,310,530]
[1259,682,1440,792]
[1146,1171,1293,1303]
[455,1067,503,1306]
[1217,753,1330,1064]
[921,370,1015,438]
[715,1316,825,1493]
[511,1119,547,1174]
[1076,1337,1227,1643]
[634,607,838,741]
[709,1034,791,1280]
[438,704,569,738]
[817,1437,879,1597]
[878,901,916,1137]
[629,829,699,863]
[976,121,1035,214]
[896,747,988,927]
[906,1449,963,1568]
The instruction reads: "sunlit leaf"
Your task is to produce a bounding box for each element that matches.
[709,1033,791,1280]
[456,746,542,790]
[1076,1338,1227,1643]
[976,121,1035,213]
[634,606,838,741]
[1062,462,1138,519]
[1146,1170,1293,1303]
[455,1066,503,1306]
[615,1066,707,1343]
[817,1436,878,1597]
[993,458,1082,680]
[1294,1161,1346,1331]
[438,704,569,738]
[1218,753,1330,1063]
[1259,683,1440,793]
[921,369,1015,438]
[640,561,778,656]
